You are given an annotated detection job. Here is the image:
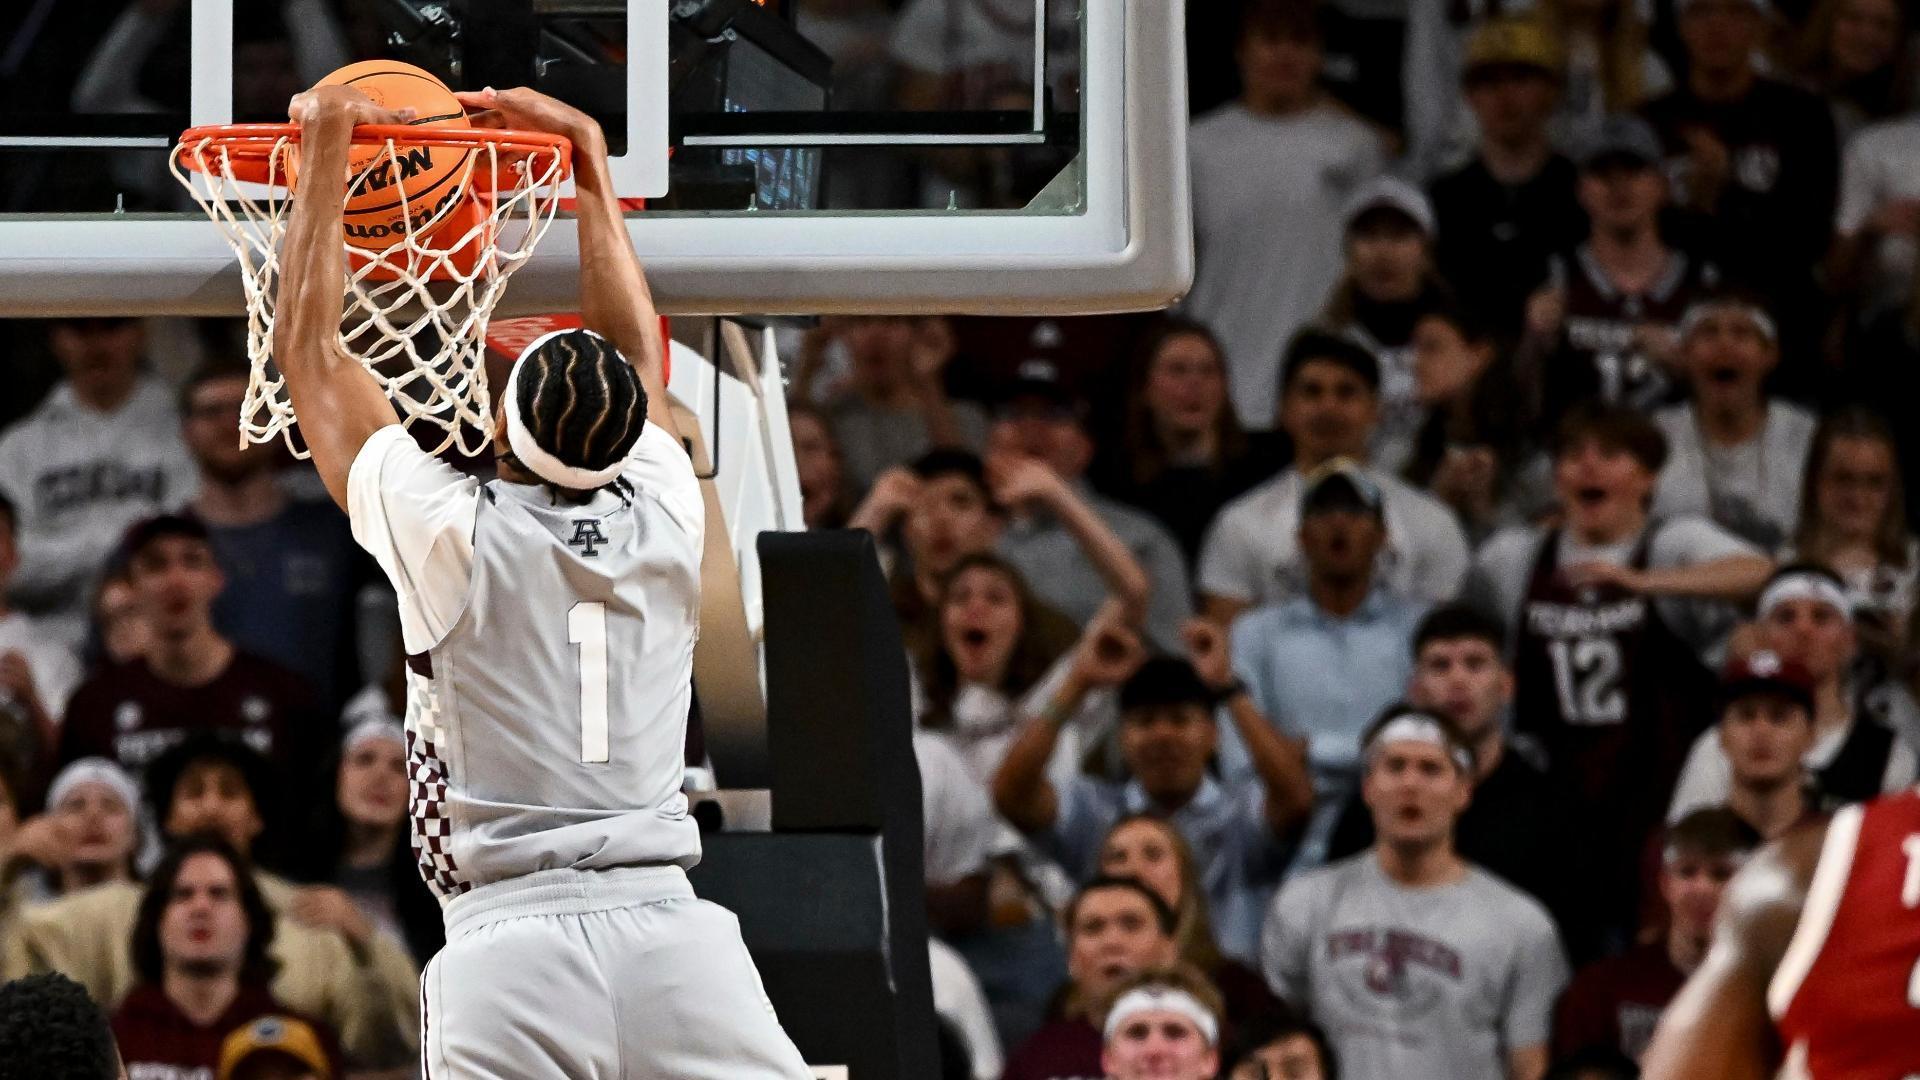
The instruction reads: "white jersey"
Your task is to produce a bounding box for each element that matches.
[349,423,705,898]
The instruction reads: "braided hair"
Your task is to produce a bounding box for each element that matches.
[509,330,649,501]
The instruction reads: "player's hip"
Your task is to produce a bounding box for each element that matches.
[441,862,696,940]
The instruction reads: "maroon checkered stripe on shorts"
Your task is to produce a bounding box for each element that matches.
[407,729,471,898]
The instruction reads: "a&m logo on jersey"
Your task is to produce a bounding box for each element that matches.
[568,519,610,557]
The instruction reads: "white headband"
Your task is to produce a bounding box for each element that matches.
[1678,300,1777,345]
[345,717,406,753]
[1103,987,1219,1048]
[46,757,139,814]
[1366,714,1474,774]
[1758,573,1853,625]
[503,327,633,490]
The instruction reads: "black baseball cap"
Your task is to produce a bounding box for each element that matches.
[998,357,1084,417]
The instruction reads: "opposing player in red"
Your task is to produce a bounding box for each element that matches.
[1640,788,1920,1078]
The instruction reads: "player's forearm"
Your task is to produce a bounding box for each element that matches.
[571,138,662,380]
[1640,959,1776,1080]
[273,124,353,386]
[273,114,402,508]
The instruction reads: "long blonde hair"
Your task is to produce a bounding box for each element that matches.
[1102,814,1225,973]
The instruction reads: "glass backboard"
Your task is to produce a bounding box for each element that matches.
[0,0,1190,317]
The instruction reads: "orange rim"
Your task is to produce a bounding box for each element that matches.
[173,123,572,191]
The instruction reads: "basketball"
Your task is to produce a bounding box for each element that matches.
[292,60,475,251]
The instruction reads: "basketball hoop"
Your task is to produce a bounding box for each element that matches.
[171,123,573,458]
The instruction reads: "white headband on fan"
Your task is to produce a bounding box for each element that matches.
[1366,713,1474,774]
[46,757,139,813]
[1103,987,1219,1047]
[1678,300,1777,344]
[345,717,406,753]
[1758,572,1853,625]
[503,327,632,489]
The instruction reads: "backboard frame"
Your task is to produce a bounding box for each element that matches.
[0,1,1191,317]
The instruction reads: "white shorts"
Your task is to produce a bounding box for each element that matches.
[421,864,812,1079]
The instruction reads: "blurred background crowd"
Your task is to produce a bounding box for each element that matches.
[9,0,1920,1077]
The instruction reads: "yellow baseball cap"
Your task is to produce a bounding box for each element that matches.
[1463,17,1565,79]
[218,1016,332,1080]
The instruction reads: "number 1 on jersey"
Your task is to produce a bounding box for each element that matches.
[569,601,610,763]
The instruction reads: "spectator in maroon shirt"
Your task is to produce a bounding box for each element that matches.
[1554,807,1759,1062]
[113,834,338,1080]
[1001,876,1181,1080]
[58,514,322,784]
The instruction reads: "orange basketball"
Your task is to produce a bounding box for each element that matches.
[292,60,475,252]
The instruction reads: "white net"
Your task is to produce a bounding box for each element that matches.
[170,128,570,458]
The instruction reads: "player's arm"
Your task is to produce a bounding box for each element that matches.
[273,87,417,510]
[453,87,678,443]
[1640,823,1824,1080]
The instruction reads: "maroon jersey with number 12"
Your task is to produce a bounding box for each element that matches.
[1770,788,1920,1078]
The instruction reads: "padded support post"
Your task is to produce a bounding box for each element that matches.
[692,529,935,1079]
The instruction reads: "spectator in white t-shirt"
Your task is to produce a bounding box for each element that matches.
[914,729,1004,941]
[1830,105,1920,316]
[1183,0,1386,429]
[1650,295,1817,551]
[1260,707,1567,1080]
[1198,331,1470,627]
[912,553,1113,790]
[0,319,196,649]
[928,936,1004,1080]
[0,495,83,779]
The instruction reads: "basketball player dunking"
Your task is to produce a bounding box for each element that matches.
[1640,787,1920,1078]
[272,84,812,1077]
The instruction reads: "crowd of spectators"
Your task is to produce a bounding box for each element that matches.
[8,0,1920,1077]
[789,1,1920,1077]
